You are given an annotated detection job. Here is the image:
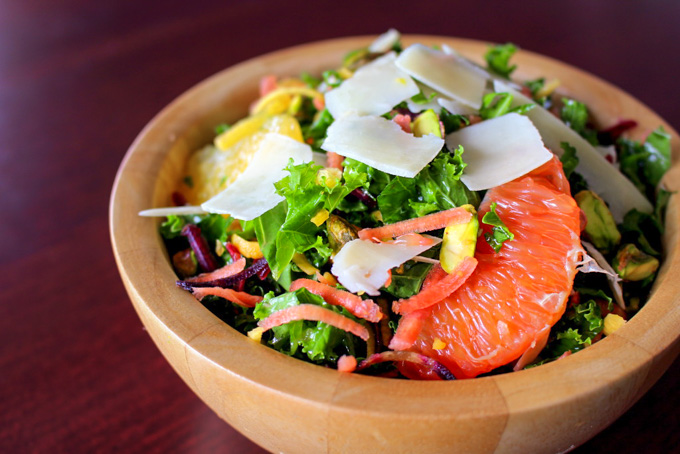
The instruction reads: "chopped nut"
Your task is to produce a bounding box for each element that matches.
[603,313,626,336]
[247,327,264,343]
[432,338,447,350]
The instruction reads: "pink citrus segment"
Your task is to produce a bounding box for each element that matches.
[408,157,583,379]
[392,257,478,315]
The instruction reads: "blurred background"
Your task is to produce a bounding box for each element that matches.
[1,0,678,452]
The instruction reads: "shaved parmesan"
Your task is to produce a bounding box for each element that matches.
[445,113,553,190]
[331,235,441,296]
[396,44,488,109]
[368,28,401,53]
[312,151,327,167]
[201,133,312,220]
[438,98,478,116]
[581,241,625,309]
[321,114,444,177]
[406,83,442,113]
[139,206,207,217]
[494,80,652,221]
[324,52,419,119]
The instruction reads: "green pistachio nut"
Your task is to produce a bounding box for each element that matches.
[574,190,621,253]
[440,204,479,273]
[327,214,359,253]
[613,243,659,281]
[411,109,442,138]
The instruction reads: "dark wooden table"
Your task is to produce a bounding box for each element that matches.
[1,1,678,452]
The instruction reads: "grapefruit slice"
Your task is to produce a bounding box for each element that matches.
[405,156,583,379]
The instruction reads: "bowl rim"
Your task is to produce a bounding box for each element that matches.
[110,34,680,420]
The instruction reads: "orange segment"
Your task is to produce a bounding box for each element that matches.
[181,114,303,204]
[406,157,583,379]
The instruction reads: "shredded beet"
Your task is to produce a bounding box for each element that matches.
[181,224,218,273]
[257,262,271,280]
[349,187,377,209]
[178,257,269,290]
[356,351,456,380]
[598,119,638,144]
[226,243,242,262]
[172,191,187,207]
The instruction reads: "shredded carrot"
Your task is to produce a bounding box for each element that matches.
[358,206,472,242]
[393,257,478,315]
[313,96,325,111]
[183,258,246,283]
[337,355,357,373]
[326,151,344,170]
[422,262,448,289]
[257,304,370,341]
[384,269,392,288]
[392,113,412,133]
[290,278,384,323]
[388,308,430,351]
[190,286,263,308]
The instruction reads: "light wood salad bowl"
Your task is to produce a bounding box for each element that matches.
[110,35,680,453]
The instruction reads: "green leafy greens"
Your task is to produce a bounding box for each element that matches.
[482,202,514,252]
[250,160,366,279]
[253,288,359,362]
[484,43,518,79]
[377,146,479,223]
[618,126,671,199]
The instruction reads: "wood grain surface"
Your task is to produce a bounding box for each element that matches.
[1,1,678,452]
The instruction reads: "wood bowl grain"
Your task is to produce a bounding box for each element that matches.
[110,35,680,454]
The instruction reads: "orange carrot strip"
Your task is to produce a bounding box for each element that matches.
[326,151,344,170]
[337,355,357,373]
[383,269,392,288]
[392,113,412,133]
[422,262,448,289]
[190,286,263,308]
[388,308,431,351]
[258,304,370,341]
[358,206,472,241]
[313,96,325,111]
[289,278,384,323]
[393,257,478,315]
[183,258,246,283]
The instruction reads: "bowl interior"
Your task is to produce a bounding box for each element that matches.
[110,35,680,453]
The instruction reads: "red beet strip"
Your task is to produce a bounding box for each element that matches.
[178,257,269,290]
[349,187,377,209]
[183,258,246,284]
[392,257,478,315]
[257,304,370,341]
[601,119,637,141]
[289,278,384,323]
[190,287,263,308]
[181,224,218,272]
[356,351,455,380]
[358,206,472,241]
[226,243,242,262]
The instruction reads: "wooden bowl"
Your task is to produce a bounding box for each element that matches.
[110,35,680,453]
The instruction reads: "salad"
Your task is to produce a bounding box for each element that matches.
[142,29,672,380]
